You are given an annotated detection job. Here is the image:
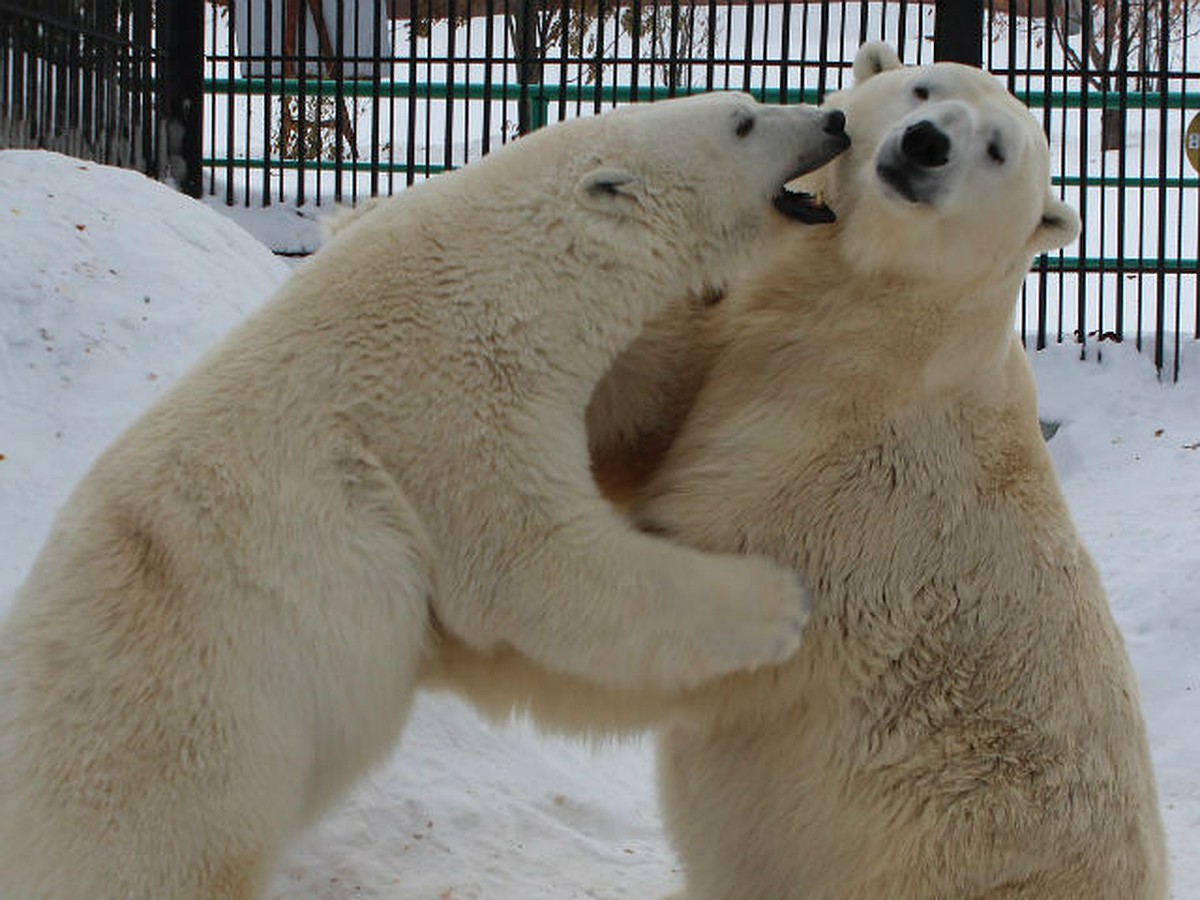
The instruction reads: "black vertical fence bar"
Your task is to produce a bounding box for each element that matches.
[481,0,495,156]
[1116,0,1130,340]
[514,0,536,134]
[1193,2,1200,346]
[1154,0,1169,376]
[384,0,395,197]
[295,0,308,205]
[595,0,608,113]
[404,1,418,185]
[933,0,981,66]
[1077,0,1090,358]
[333,0,345,203]
[223,0,235,205]
[204,0,215,197]
[420,0,431,177]
[370,0,382,196]
[159,0,204,196]
[0,16,9,147]
[444,0,456,170]
[239,0,250,205]
[1038,2,1052,352]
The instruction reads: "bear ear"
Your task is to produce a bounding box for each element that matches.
[576,166,645,215]
[853,41,902,84]
[1029,196,1081,254]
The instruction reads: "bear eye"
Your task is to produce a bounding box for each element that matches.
[987,141,1006,164]
[913,85,930,101]
[735,114,756,138]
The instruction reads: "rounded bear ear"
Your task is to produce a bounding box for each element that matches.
[576,166,645,216]
[853,41,902,84]
[1030,196,1081,254]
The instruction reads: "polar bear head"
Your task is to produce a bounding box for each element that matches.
[469,92,849,296]
[814,42,1079,285]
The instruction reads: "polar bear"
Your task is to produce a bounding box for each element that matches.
[619,44,1167,899]
[0,94,849,899]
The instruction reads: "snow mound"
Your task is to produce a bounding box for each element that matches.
[0,149,289,589]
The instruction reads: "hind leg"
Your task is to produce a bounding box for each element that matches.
[0,466,436,898]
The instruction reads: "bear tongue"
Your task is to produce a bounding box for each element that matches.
[773,188,836,224]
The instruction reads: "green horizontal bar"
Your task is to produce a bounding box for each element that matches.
[200,163,1200,274]
[203,76,822,105]
[204,156,453,174]
[1017,89,1200,111]
[1053,175,1200,190]
[1032,255,1200,274]
[205,76,1200,111]
[208,156,1200,192]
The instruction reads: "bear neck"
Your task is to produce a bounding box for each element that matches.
[737,227,1033,407]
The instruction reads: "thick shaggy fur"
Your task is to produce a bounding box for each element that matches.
[434,44,1169,899]
[0,94,848,898]
[638,45,1167,900]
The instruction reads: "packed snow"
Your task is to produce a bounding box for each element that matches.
[0,150,1196,897]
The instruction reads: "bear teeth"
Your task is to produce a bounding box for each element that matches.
[773,188,836,224]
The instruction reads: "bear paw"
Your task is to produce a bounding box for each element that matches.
[664,554,810,687]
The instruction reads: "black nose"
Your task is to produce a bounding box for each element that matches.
[823,109,846,136]
[900,120,950,168]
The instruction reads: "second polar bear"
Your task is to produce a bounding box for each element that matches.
[628,45,1167,900]
[0,95,848,899]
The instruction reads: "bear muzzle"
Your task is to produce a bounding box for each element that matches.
[772,109,850,223]
[874,119,955,206]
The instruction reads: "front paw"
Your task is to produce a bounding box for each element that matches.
[698,556,809,676]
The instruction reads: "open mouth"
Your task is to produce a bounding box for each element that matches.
[773,186,837,224]
[772,129,850,224]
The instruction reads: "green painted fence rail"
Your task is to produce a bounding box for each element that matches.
[206,152,1200,193]
[205,77,1200,112]
[206,77,1200,283]
[1037,256,1200,275]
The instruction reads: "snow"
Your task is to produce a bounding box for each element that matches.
[1,149,1197,897]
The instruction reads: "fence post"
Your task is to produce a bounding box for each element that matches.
[933,0,983,67]
[513,0,542,135]
[158,0,204,197]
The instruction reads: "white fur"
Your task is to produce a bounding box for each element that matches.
[0,94,848,898]
[635,45,1167,900]
[429,45,1171,900]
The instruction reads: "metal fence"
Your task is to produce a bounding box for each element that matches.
[2,1,1197,379]
[201,0,949,204]
[0,0,207,193]
[979,2,1200,380]
[0,0,158,176]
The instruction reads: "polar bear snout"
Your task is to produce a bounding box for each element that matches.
[871,99,984,207]
[900,120,950,168]
[776,106,851,177]
[809,109,851,166]
[875,117,958,205]
[823,109,847,137]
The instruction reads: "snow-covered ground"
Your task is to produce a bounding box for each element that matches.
[1,150,1196,897]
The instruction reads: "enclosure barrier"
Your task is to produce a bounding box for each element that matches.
[2,0,1196,379]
